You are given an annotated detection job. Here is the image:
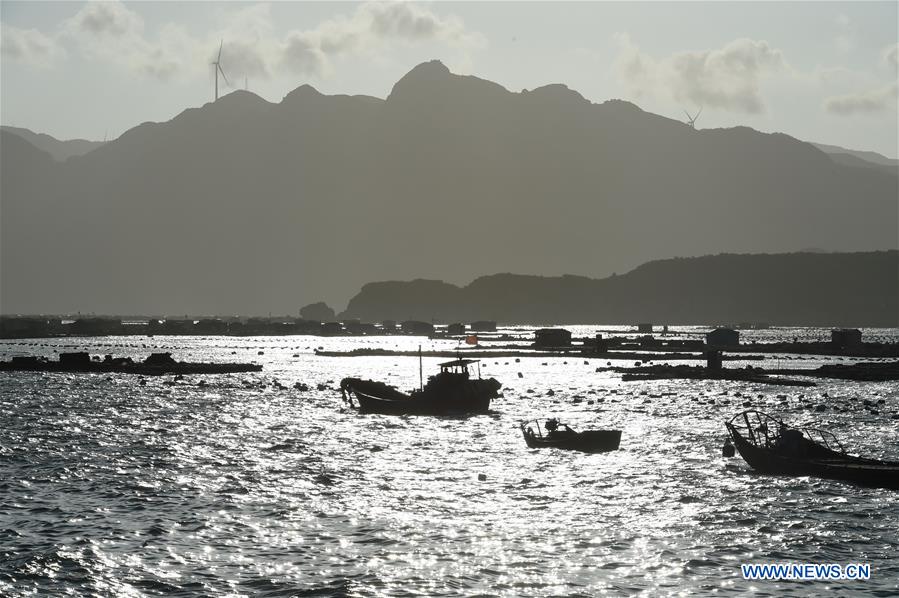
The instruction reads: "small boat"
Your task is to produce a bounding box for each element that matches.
[725,410,899,489]
[340,358,501,415]
[520,418,621,453]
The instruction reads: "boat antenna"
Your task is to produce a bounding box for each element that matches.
[419,344,423,391]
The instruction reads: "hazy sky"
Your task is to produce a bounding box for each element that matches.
[2,1,897,156]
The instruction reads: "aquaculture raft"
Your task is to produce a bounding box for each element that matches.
[0,352,262,376]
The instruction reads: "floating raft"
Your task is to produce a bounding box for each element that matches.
[619,365,815,387]
[315,348,760,361]
[0,352,262,376]
[770,361,899,382]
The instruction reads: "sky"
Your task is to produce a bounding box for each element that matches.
[1,1,897,157]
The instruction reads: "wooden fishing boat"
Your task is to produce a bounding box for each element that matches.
[520,418,621,453]
[725,410,899,489]
[340,358,501,415]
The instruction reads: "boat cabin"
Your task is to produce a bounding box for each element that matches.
[438,358,480,378]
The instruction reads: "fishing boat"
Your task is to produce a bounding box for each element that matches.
[340,358,501,415]
[520,418,621,453]
[725,410,899,489]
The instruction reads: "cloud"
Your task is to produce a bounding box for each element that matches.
[0,23,66,67]
[824,83,898,115]
[48,1,481,82]
[63,1,166,77]
[885,43,898,69]
[822,44,899,116]
[60,1,267,82]
[67,0,143,38]
[282,32,329,77]
[280,1,484,76]
[364,1,475,45]
[614,34,785,113]
[220,38,272,79]
[213,4,278,79]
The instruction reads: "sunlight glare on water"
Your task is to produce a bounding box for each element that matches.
[0,328,897,596]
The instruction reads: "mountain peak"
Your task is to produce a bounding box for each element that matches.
[388,60,453,101]
[215,89,269,106]
[405,59,451,79]
[387,59,511,106]
[523,83,588,106]
[281,84,323,105]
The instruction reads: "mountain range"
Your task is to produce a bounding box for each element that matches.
[2,60,896,315]
[339,250,899,327]
[0,126,106,162]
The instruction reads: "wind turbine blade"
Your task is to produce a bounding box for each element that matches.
[695,106,703,119]
[217,40,223,62]
[219,64,230,86]
[684,110,692,120]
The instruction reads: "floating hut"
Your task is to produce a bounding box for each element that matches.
[534,328,572,348]
[706,327,740,348]
[831,328,862,348]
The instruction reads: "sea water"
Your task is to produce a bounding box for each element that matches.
[1,328,897,596]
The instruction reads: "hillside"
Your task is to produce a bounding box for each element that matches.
[340,251,899,327]
[2,61,896,315]
[0,126,105,162]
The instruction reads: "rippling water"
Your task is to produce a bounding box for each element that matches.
[2,329,898,596]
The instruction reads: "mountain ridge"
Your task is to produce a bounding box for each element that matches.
[340,251,899,327]
[2,60,896,315]
[0,125,106,162]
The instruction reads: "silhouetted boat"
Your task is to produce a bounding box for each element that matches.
[339,358,501,415]
[520,418,621,453]
[725,410,899,489]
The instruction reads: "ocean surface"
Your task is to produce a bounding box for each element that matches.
[1,327,898,596]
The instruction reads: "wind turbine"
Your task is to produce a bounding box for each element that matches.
[684,107,703,129]
[211,40,229,101]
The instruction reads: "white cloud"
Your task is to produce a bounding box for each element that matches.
[364,1,476,45]
[282,32,329,77]
[824,83,898,116]
[0,23,66,68]
[885,43,898,69]
[614,34,785,113]
[63,1,163,77]
[60,1,274,82]
[822,44,899,117]
[48,1,481,83]
[67,0,143,38]
[213,4,278,79]
[280,1,485,76]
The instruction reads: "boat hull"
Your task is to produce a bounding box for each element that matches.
[340,377,499,416]
[522,429,621,453]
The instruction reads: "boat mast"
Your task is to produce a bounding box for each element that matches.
[419,344,423,391]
